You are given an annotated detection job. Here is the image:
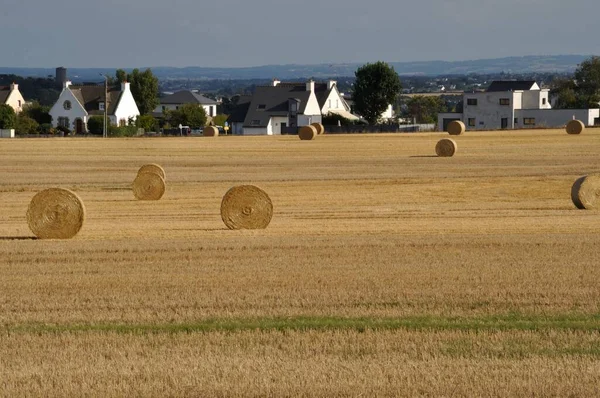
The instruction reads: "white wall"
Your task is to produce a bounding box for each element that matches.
[5,86,25,113]
[241,127,268,135]
[321,87,349,114]
[463,92,516,130]
[514,109,600,128]
[270,116,287,135]
[49,87,88,130]
[113,83,140,125]
[302,92,322,118]
[0,129,15,138]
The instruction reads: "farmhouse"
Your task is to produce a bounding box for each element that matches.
[226,80,323,135]
[153,90,218,119]
[0,83,26,113]
[49,81,139,133]
[438,80,600,131]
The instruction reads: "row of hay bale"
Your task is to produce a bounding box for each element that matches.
[446,119,587,135]
[299,123,325,140]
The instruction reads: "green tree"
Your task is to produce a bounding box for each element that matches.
[15,114,39,135]
[211,114,229,126]
[550,78,579,109]
[0,104,16,129]
[135,114,158,131]
[87,116,105,134]
[167,104,207,128]
[115,69,128,83]
[574,56,600,108]
[22,101,52,125]
[405,96,447,124]
[129,68,159,115]
[352,61,402,124]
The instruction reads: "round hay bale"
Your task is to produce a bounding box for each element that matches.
[220,185,273,230]
[571,175,600,210]
[298,125,317,140]
[26,188,86,239]
[566,119,585,135]
[447,120,465,135]
[137,163,165,181]
[203,126,219,137]
[435,138,457,157]
[311,122,325,135]
[132,172,166,201]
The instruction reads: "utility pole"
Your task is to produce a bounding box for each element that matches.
[100,73,108,138]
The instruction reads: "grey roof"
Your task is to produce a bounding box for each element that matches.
[486,81,537,92]
[242,85,311,127]
[69,84,123,115]
[0,86,11,104]
[226,95,252,123]
[160,90,217,105]
[275,82,334,109]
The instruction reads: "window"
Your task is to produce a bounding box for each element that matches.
[99,102,105,111]
[57,117,70,128]
[63,100,72,110]
[257,104,266,110]
[467,98,477,106]
[336,100,339,108]
[328,99,332,108]
[514,118,518,124]
[18,100,21,107]
[250,120,260,126]
[468,118,476,126]
[119,119,126,127]
[162,106,166,111]
[290,103,297,112]
[209,106,214,117]
[542,98,547,105]
[523,118,535,125]
[499,98,510,105]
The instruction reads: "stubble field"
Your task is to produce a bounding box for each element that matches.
[1,130,600,396]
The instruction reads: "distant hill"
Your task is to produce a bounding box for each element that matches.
[0,55,591,81]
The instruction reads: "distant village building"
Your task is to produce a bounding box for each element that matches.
[153,90,218,119]
[0,83,26,114]
[438,80,600,131]
[49,81,140,133]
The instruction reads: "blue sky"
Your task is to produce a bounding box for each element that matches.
[2,0,598,68]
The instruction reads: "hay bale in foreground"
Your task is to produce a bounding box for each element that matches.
[566,120,585,135]
[203,126,219,137]
[298,125,317,140]
[435,138,457,157]
[133,172,166,200]
[137,163,166,180]
[447,120,465,135]
[571,175,600,210]
[26,188,86,239]
[220,185,273,230]
[311,122,325,135]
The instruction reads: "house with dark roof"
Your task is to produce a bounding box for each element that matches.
[154,90,218,119]
[0,83,26,114]
[49,81,139,133]
[438,80,600,131]
[227,80,350,135]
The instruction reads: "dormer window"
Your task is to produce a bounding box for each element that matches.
[63,100,72,110]
[257,104,266,110]
[99,102,105,111]
[290,102,297,112]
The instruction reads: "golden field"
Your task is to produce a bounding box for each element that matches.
[1,130,600,396]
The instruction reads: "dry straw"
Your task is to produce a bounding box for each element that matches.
[566,120,585,135]
[133,172,166,200]
[571,175,600,210]
[220,185,273,230]
[203,126,219,137]
[26,188,86,239]
[447,120,465,135]
[137,163,166,180]
[311,122,325,135]
[298,125,317,140]
[435,138,457,157]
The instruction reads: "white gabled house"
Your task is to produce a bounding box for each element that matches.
[49,81,140,133]
[438,80,600,131]
[0,83,26,113]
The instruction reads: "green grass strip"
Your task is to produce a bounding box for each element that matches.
[4,313,600,335]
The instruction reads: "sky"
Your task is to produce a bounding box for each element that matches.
[2,0,599,68]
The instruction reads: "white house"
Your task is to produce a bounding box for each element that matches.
[154,91,218,119]
[342,94,394,122]
[314,80,358,121]
[0,83,26,113]
[227,80,323,135]
[438,80,600,131]
[49,81,139,134]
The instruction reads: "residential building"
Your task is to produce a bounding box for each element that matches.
[0,83,26,113]
[154,91,217,119]
[226,80,323,135]
[438,80,600,131]
[49,81,140,133]
[342,94,394,122]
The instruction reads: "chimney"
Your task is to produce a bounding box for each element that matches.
[327,80,336,90]
[121,81,130,91]
[63,80,72,89]
[272,78,280,86]
[306,79,314,92]
[10,82,18,91]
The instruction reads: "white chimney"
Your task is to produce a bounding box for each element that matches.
[306,80,314,92]
[63,80,72,89]
[272,79,280,86]
[327,80,336,90]
[9,82,18,91]
[121,81,130,92]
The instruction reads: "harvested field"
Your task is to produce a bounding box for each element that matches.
[1,129,600,396]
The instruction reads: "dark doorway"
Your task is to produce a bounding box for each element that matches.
[501,118,508,129]
[75,118,84,134]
